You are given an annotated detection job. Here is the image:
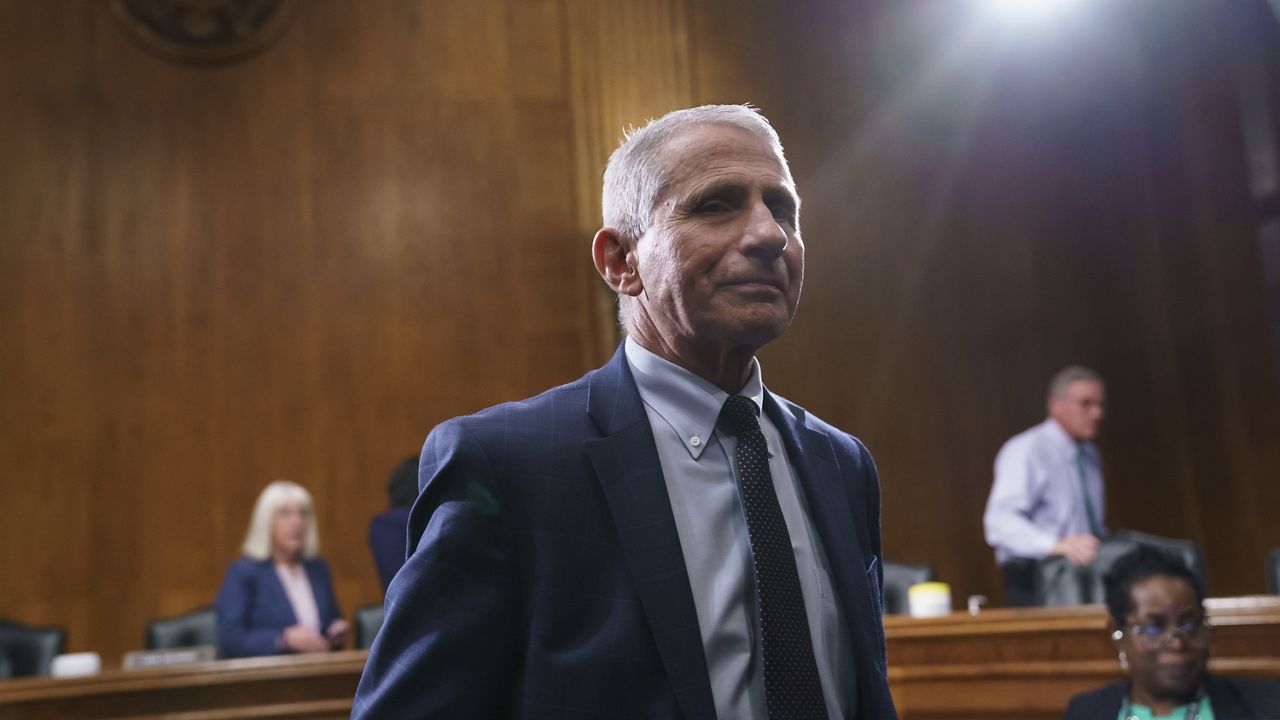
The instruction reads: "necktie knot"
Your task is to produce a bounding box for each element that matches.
[719,395,760,437]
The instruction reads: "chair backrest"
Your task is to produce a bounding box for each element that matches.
[1035,531,1205,606]
[0,619,66,678]
[882,560,936,615]
[1269,548,1280,595]
[355,605,385,650]
[146,606,217,651]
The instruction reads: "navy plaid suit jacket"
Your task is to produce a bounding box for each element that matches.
[352,345,899,719]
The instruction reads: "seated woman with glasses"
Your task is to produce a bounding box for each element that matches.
[1065,546,1280,719]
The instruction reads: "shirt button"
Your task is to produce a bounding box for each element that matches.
[690,436,701,447]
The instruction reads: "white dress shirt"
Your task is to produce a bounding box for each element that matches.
[983,418,1106,565]
[625,338,855,719]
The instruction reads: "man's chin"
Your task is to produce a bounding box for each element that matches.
[1069,424,1098,442]
[728,316,792,345]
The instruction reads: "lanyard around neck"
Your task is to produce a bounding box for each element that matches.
[1119,683,1206,720]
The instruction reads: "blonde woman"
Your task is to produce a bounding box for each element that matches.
[215,480,349,658]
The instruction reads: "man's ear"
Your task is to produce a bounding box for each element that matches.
[592,228,643,297]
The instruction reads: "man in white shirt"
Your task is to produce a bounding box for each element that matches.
[984,366,1107,606]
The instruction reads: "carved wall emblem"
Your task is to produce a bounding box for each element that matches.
[109,0,293,65]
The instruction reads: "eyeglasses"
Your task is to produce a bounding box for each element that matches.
[1113,620,1213,648]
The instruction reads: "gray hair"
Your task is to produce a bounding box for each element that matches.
[241,480,320,561]
[601,104,790,244]
[1047,365,1104,399]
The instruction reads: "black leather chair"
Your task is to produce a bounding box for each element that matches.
[1034,530,1204,606]
[882,560,937,615]
[1268,548,1280,595]
[146,606,217,651]
[355,605,385,650]
[0,619,65,679]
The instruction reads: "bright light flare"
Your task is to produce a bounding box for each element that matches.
[975,0,1084,25]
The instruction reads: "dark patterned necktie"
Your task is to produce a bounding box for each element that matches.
[719,395,827,719]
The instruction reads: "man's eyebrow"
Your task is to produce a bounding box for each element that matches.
[763,185,798,207]
[683,179,798,205]
[684,180,748,204]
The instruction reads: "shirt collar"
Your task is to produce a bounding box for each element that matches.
[1045,418,1096,461]
[624,337,766,459]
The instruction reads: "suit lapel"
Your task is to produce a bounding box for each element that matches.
[1206,675,1252,717]
[259,561,299,626]
[765,393,892,714]
[584,347,716,720]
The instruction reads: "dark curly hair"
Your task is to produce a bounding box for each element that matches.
[1104,545,1205,627]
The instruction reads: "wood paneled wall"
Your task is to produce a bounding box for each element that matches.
[0,0,612,662]
[754,0,1280,605]
[2,0,1279,667]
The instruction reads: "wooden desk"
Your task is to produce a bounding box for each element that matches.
[0,651,365,719]
[2,598,1277,719]
[886,595,1280,719]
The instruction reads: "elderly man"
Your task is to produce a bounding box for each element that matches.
[984,366,1108,606]
[353,105,898,719]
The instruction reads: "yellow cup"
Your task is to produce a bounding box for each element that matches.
[907,581,952,618]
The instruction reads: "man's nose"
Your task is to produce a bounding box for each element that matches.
[742,200,788,258]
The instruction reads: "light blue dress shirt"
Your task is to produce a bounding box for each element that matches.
[983,418,1106,565]
[625,338,855,720]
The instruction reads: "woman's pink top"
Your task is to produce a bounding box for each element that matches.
[274,562,321,632]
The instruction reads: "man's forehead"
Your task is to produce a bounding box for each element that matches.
[1062,379,1104,397]
[655,123,795,197]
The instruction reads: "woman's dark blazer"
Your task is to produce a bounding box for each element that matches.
[1064,675,1280,719]
[214,556,343,658]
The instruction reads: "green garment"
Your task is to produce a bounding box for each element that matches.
[1118,695,1215,720]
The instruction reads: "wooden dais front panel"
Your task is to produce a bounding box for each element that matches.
[885,596,1280,719]
[0,650,365,719]
[1,598,1277,719]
